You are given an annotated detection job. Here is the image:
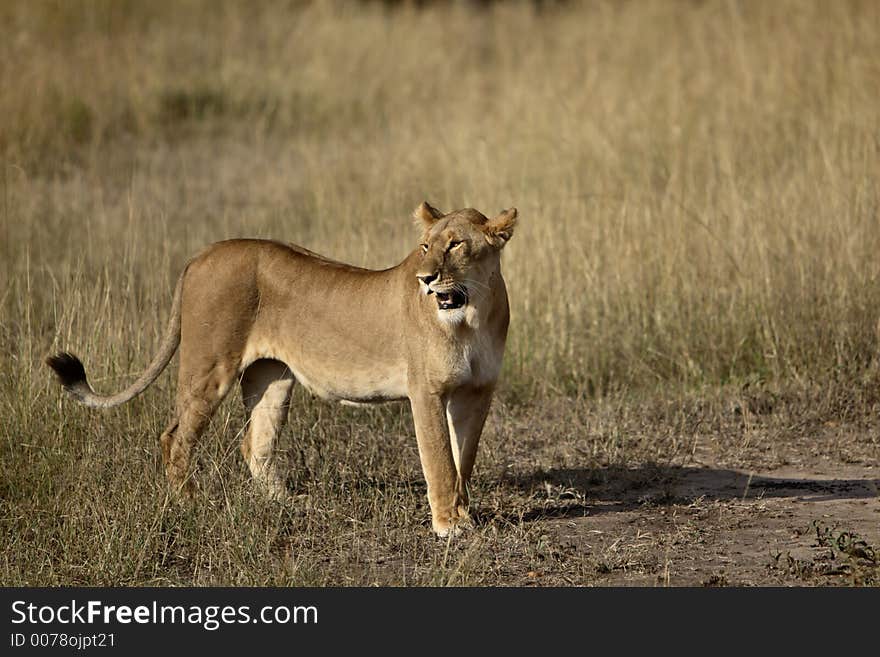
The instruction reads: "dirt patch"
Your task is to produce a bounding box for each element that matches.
[536,463,879,586]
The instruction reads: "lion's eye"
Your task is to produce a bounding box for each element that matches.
[448,240,463,251]
[420,243,429,253]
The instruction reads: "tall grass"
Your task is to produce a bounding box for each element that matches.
[2,1,878,401]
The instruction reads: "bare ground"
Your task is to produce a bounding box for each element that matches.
[467,389,880,587]
[539,463,879,586]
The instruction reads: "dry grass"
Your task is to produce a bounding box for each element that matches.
[1,0,879,585]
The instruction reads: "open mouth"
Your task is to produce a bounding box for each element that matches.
[432,288,468,311]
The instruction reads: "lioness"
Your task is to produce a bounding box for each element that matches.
[47,202,516,536]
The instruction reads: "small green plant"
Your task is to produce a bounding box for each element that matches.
[812,521,877,567]
[770,522,877,585]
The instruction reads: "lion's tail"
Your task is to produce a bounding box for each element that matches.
[46,271,186,409]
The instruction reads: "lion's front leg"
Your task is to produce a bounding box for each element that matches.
[446,385,494,514]
[408,387,463,537]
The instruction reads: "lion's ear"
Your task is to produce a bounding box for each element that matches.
[413,201,444,230]
[484,208,517,248]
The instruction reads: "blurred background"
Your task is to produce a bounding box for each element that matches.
[3,0,879,398]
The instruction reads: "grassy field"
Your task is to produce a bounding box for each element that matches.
[1,0,879,586]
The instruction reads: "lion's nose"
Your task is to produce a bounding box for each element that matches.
[417,272,438,287]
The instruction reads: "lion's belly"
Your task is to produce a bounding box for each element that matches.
[240,338,408,404]
[288,361,408,404]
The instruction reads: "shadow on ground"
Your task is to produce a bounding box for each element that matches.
[494,465,880,523]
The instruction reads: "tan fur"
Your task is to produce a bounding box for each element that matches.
[47,202,517,537]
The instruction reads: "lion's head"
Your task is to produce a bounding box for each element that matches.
[413,201,517,321]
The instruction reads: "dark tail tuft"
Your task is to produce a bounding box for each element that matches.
[45,352,88,389]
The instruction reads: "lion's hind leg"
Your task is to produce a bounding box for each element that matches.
[160,383,223,497]
[240,359,294,501]
[160,372,231,498]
